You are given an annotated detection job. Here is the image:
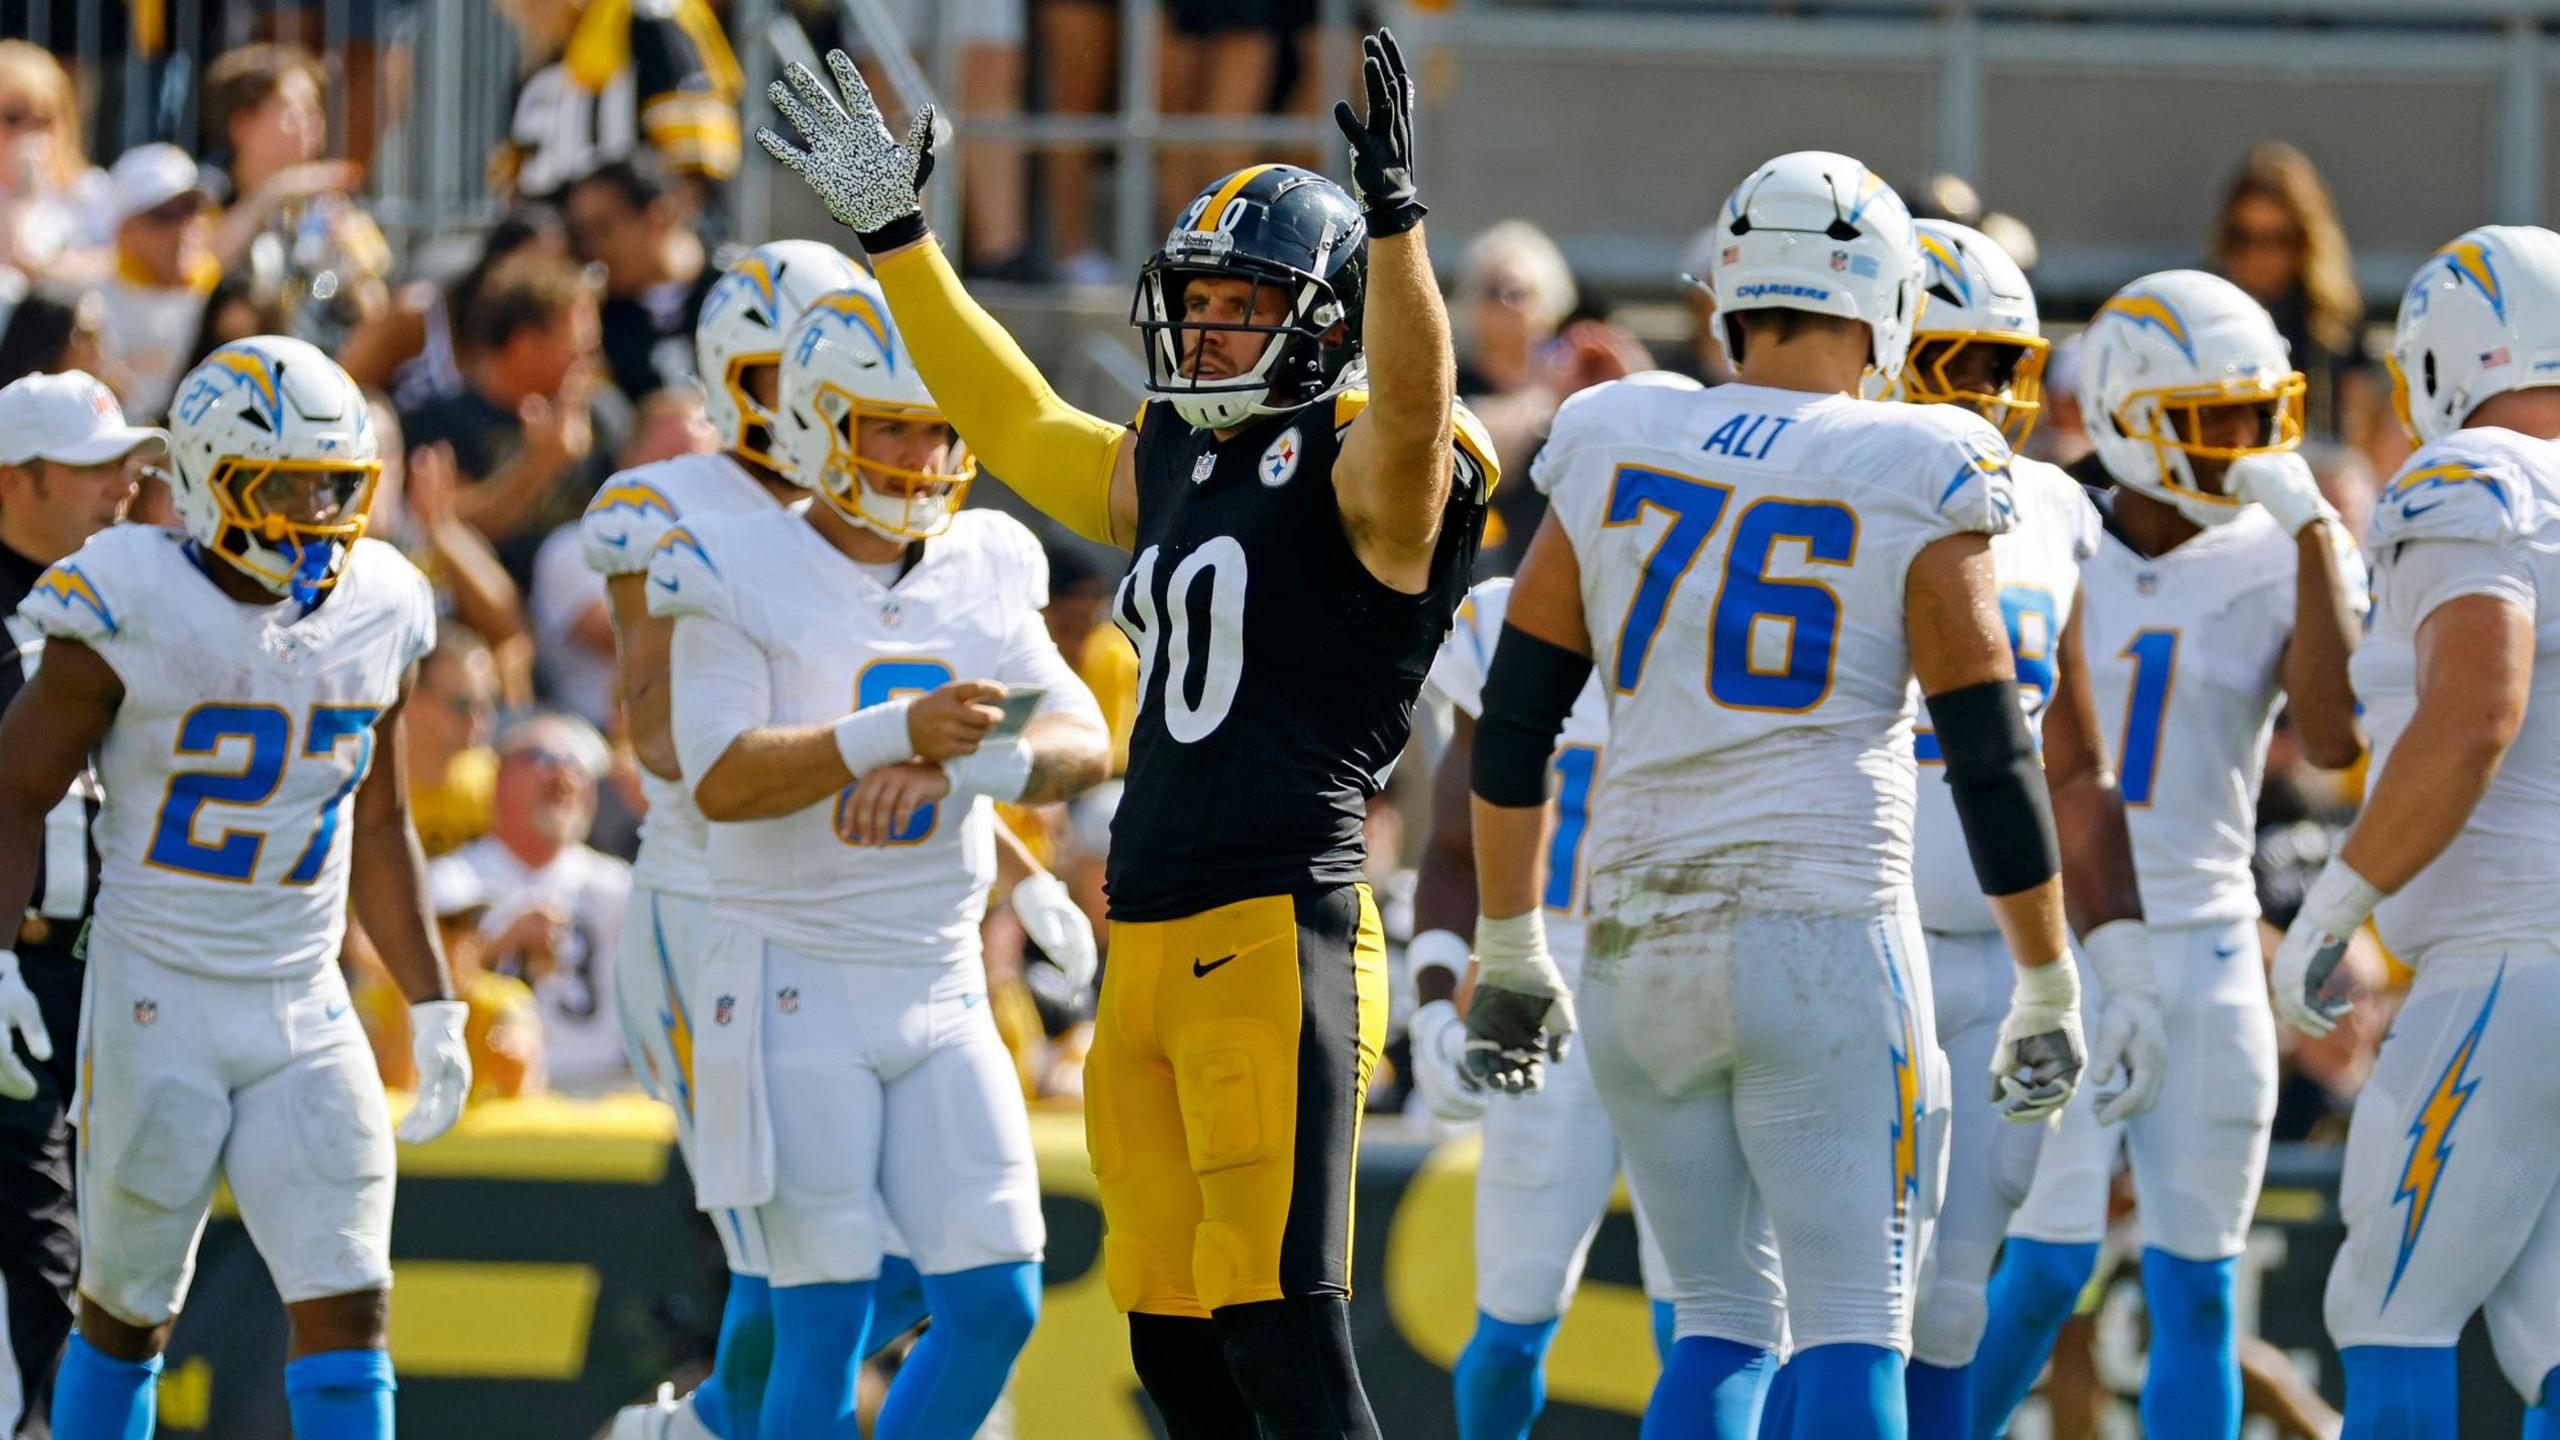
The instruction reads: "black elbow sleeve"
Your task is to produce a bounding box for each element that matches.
[1925,679,2061,897]
[1472,624,1593,808]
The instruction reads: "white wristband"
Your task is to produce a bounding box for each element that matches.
[2011,953,2082,1010]
[833,700,916,779]
[1471,911,1550,985]
[1407,928,1470,985]
[2299,856,2384,938]
[943,739,1033,803]
[2081,919,2156,1001]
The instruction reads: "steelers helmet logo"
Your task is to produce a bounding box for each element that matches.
[1260,427,1303,488]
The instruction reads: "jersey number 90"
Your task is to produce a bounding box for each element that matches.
[1115,538,1247,744]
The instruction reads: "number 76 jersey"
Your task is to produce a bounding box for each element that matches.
[1535,376,2018,910]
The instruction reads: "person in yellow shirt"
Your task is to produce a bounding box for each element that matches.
[405,631,502,857]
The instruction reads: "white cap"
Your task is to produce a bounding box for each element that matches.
[0,371,167,466]
[107,143,210,227]
[426,855,489,918]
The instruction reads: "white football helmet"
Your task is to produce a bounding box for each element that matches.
[165,335,379,600]
[695,240,867,471]
[1878,219,2049,446]
[776,278,975,540]
[2079,269,2305,527]
[2390,225,2560,444]
[1708,151,1921,379]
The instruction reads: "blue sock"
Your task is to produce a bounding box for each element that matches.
[1906,1360,1970,1440]
[1454,1312,1561,1440]
[1970,1239,2098,1440]
[2523,1365,2559,1440]
[1652,1302,1676,1366]
[2339,1345,2456,1440]
[870,1254,929,1356]
[1642,1335,1775,1439]
[2139,1248,2237,1439]
[283,1349,395,1440]
[1785,1343,1903,1440]
[695,1273,772,1439]
[874,1262,1039,1440]
[53,1334,160,1440]
[1758,1358,1797,1437]
[760,1280,874,1440]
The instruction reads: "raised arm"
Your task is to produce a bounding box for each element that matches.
[2230,452,2364,768]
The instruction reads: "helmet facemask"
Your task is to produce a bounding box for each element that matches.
[720,352,787,471]
[205,455,382,601]
[1900,332,2050,446]
[1134,254,1359,431]
[805,384,976,541]
[2112,376,2306,525]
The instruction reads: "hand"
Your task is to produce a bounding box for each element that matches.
[2273,858,2383,1036]
[1407,998,1487,1124]
[839,760,952,845]
[1331,28,1426,237]
[1534,320,1654,399]
[404,442,459,535]
[2226,451,2336,537]
[1011,871,1097,996]
[518,377,594,480]
[758,50,938,248]
[2080,921,2167,1124]
[0,951,51,1101]
[252,159,364,210]
[397,998,471,1143]
[489,905,569,970]
[906,679,1005,761]
[1991,958,2085,1123]
[1462,912,1576,1095]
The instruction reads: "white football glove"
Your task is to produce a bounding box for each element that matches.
[2271,858,2380,1037]
[397,999,472,1144]
[1407,999,1487,1124]
[0,950,49,1101]
[2226,451,2337,538]
[1991,956,2085,1123]
[757,50,936,241]
[1462,912,1576,1095]
[2080,921,2167,1125]
[1012,871,1098,998]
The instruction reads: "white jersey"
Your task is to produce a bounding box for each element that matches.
[578,451,794,898]
[1534,378,2018,912]
[653,507,1095,964]
[2355,428,2560,960]
[20,527,434,979]
[1911,456,2100,933]
[2080,503,2353,925]
[1427,577,1609,977]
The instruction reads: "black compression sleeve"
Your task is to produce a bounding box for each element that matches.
[1472,624,1593,808]
[1926,679,2062,897]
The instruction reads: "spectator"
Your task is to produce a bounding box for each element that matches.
[0,285,106,389]
[371,401,539,709]
[88,144,219,420]
[356,855,546,1102]
[0,42,109,281]
[341,204,570,408]
[872,0,1031,277]
[493,0,743,219]
[1157,1,1278,211]
[1453,219,1576,397]
[562,155,716,402]
[2209,141,2397,471]
[199,46,367,267]
[399,251,628,583]
[1036,0,1116,284]
[458,712,631,1094]
[405,630,503,858]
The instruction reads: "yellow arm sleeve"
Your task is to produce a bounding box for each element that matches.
[874,239,1129,546]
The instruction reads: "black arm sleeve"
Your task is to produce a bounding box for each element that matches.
[1472,623,1592,808]
[1926,679,2062,897]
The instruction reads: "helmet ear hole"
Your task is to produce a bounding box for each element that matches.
[2422,350,2439,396]
[1825,218,1861,242]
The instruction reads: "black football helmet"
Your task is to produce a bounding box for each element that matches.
[1132,164,1368,429]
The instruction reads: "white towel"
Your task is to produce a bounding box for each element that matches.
[688,925,774,1210]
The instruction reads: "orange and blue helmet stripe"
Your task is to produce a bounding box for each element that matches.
[30,563,115,636]
[2385,960,2503,1306]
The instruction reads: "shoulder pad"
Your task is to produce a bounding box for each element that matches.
[1530,381,1640,496]
[1427,577,1514,718]
[1916,407,2019,537]
[2373,439,2544,547]
[1451,399,1500,502]
[582,468,689,577]
[956,509,1050,611]
[643,517,739,624]
[351,538,439,669]
[19,523,172,650]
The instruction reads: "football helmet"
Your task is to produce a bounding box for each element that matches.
[2389,225,2560,444]
[696,240,867,470]
[1707,151,1920,378]
[1134,164,1368,430]
[166,335,379,601]
[2080,269,2305,527]
[1881,219,2048,445]
[776,277,975,540]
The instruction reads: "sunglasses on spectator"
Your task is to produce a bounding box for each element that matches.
[134,194,209,227]
[2222,222,2304,253]
[504,744,591,773]
[0,106,55,133]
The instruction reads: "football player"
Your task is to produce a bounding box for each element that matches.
[0,337,469,1440]
[1467,153,2083,1438]
[1975,270,2364,1439]
[2271,226,2560,1438]
[1411,563,1676,1440]
[757,30,1491,1436]
[650,273,1109,1440]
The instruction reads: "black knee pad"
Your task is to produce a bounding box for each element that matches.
[1214,1296,1381,1440]
[1128,1312,1255,1439]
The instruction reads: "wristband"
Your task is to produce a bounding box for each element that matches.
[943,739,1032,803]
[2080,920,2155,1000]
[2011,954,2082,1011]
[833,700,916,778]
[1407,928,1470,985]
[2298,856,2384,937]
[859,213,931,256]
[1471,911,1550,985]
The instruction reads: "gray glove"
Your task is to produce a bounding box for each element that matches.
[757,50,937,252]
[1462,913,1576,1096]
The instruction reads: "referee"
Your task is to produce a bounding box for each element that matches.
[0,372,159,1438]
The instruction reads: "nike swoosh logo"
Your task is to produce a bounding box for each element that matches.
[2401,499,2444,517]
[652,574,680,593]
[2213,942,2243,960]
[600,533,630,548]
[1192,953,1238,978]
[324,1002,349,1020]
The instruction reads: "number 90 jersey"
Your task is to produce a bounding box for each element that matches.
[1908,456,2101,934]
[21,526,434,980]
[1535,377,2017,913]
[1104,392,1497,922]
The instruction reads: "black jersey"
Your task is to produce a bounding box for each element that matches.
[1103,392,1496,921]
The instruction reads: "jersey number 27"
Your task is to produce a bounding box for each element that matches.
[147,703,381,883]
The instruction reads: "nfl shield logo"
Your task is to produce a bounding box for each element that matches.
[778,987,800,1015]
[2137,571,2159,595]
[1191,452,1217,484]
[1830,250,1849,271]
[714,994,735,1026]
[133,1000,156,1025]
[880,598,903,628]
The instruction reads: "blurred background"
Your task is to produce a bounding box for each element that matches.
[0,0,2528,1435]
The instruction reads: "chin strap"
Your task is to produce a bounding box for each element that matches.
[286,539,333,608]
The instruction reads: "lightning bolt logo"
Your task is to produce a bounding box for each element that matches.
[2383,460,2514,519]
[652,525,718,576]
[2435,239,2506,323]
[799,289,900,372]
[177,344,288,429]
[649,903,695,1112]
[2096,292,2199,365]
[30,563,116,636]
[1879,922,1925,1280]
[2385,961,2504,1306]
[587,481,679,522]
[1917,229,1972,308]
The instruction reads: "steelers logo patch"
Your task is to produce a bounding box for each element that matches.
[1260,427,1303,487]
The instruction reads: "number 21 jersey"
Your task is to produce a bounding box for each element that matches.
[1105,392,1496,922]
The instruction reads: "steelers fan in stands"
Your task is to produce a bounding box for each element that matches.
[759,30,1495,1439]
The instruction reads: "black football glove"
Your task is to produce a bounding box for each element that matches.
[1332,29,1426,238]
